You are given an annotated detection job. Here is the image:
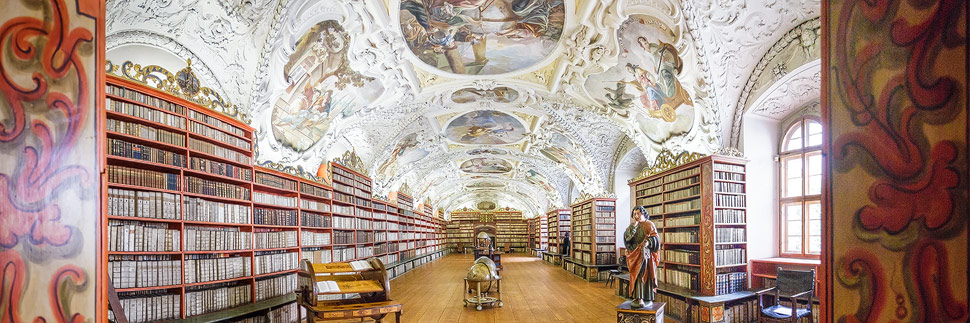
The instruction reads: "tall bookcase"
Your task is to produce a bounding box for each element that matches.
[565,198,617,281]
[103,76,444,322]
[543,209,570,265]
[628,154,749,297]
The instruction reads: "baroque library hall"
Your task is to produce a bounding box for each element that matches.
[2,0,969,322]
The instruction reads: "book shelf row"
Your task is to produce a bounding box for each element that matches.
[104,77,448,322]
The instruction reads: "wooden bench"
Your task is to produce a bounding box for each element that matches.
[297,259,403,323]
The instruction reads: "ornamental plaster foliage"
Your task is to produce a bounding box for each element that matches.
[107,0,282,116]
[751,66,821,118]
[681,0,820,147]
[558,0,623,101]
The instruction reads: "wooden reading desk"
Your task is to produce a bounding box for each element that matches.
[297,259,403,322]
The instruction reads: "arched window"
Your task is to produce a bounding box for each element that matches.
[779,117,822,257]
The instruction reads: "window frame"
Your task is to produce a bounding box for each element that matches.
[778,116,822,258]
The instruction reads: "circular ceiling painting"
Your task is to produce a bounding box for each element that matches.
[445,110,527,144]
[399,0,565,75]
[460,157,513,174]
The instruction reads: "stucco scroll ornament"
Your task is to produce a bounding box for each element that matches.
[343,0,417,114]
[558,0,623,102]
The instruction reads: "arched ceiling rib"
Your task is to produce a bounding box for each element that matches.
[106,0,821,218]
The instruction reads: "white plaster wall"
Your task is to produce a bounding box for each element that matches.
[614,169,638,251]
[740,115,781,263]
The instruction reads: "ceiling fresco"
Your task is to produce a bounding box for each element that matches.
[444,110,529,145]
[399,0,566,75]
[106,0,820,217]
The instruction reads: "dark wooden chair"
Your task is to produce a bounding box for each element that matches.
[757,267,815,322]
[605,254,627,288]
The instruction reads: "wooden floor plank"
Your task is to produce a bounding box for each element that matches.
[326,253,626,322]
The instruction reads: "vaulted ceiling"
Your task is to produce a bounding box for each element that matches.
[106,0,820,217]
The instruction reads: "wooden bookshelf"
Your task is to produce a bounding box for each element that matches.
[564,198,617,281]
[543,209,570,266]
[628,154,749,297]
[104,77,444,322]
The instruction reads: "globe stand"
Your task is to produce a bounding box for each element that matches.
[463,278,502,311]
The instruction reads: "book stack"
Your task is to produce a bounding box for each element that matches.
[107,84,187,115]
[333,216,355,230]
[108,220,181,252]
[189,121,251,150]
[106,97,186,129]
[187,109,246,137]
[108,165,179,191]
[333,247,355,262]
[254,273,296,301]
[714,209,745,224]
[715,271,748,294]
[184,254,252,284]
[188,156,252,181]
[108,255,182,288]
[253,208,297,226]
[107,118,185,146]
[301,213,331,228]
[108,188,181,220]
[714,228,746,243]
[253,191,297,208]
[300,183,331,199]
[188,138,251,165]
[184,226,251,251]
[356,245,374,259]
[185,282,251,317]
[253,229,297,249]
[110,291,181,323]
[108,138,187,167]
[301,231,330,246]
[184,176,251,200]
[333,231,354,245]
[332,205,354,216]
[664,230,698,243]
[183,196,250,224]
[714,247,746,266]
[254,251,298,275]
[300,199,330,213]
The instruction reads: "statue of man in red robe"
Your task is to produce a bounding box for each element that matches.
[624,205,661,308]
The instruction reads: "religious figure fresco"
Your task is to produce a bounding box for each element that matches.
[452,86,519,103]
[585,15,697,144]
[399,0,565,75]
[445,110,528,144]
[271,20,384,152]
[467,181,505,189]
[377,133,430,177]
[524,169,556,194]
[460,157,513,173]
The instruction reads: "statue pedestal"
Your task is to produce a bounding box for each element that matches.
[616,301,665,323]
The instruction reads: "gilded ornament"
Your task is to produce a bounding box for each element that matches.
[333,150,367,175]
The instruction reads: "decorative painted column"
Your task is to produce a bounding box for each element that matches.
[0,0,104,321]
[823,0,968,322]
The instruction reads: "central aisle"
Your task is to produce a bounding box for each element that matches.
[384,253,626,322]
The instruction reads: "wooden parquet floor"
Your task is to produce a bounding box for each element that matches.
[377,253,625,323]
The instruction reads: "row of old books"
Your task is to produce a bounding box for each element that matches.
[714,171,744,181]
[333,216,355,230]
[714,209,745,224]
[715,194,746,208]
[300,182,331,198]
[663,249,700,265]
[109,291,180,323]
[300,199,330,213]
[356,231,374,243]
[255,273,296,301]
[301,213,331,228]
[252,191,297,208]
[714,247,746,266]
[661,266,699,290]
[254,172,297,191]
[106,97,186,130]
[666,213,700,226]
[184,226,251,251]
[662,166,700,183]
[189,138,251,164]
[333,231,355,244]
[108,188,181,220]
[108,255,181,288]
[184,195,251,224]
[714,228,746,243]
[107,84,186,115]
[253,230,297,249]
[189,120,251,150]
[109,138,186,167]
[356,245,374,259]
[665,199,702,213]
[332,204,354,215]
[301,248,332,264]
[715,271,747,294]
[189,155,252,181]
[184,175,251,200]
[663,230,698,243]
[665,185,701,201]
[254,251,298,275]
[186,109,246,137]
[663,176,699,192]
[185,282,250,317]
[108,165,179,191]
[333,247,356,262]
[108,220,181,252]
[107,118,185,146]
[184,254,252,284]
[254,208,297,226]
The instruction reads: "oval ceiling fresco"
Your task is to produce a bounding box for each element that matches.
[460,157,513,174]
[271,20,384,152]
[399,0,565,75]
[452,87,519,103]
[445,110,528,144]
